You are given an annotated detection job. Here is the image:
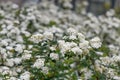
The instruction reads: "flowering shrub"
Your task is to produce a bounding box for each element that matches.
[0,1,120,80]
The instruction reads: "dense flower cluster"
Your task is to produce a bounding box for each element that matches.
[0,1,120,80]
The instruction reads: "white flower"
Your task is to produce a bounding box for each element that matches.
[70,63,76,68]
[90,37,102,48]
[79,40,89,49]
[0,29,7,34]
[58,41,71,53]
[71,47,83,55]
[61,43,71,53]
[0,48,7,59]
[26,15,36,20]
[43,32,53,40]
[22,50,32,60]
[50,46,56,51]
[6,25,13,30]
[20,71,30,80]
[1,67,10,75]
[77,33,85,42]
[16,36,23,43]
[0,48,6,53]
[50,53,59,60]
[9,77,17,80]
[14,58,22,65]
[0,40,8,46]
[28,45,33,49]
[58,40,65,48]
[42,67,49,74]
[30,34,43,43]
[22,31,31,37]
[113,76,120,80]
[5,59,14,67]
[112,55,120,62]
[0,1,120,79]
[109,45,119,54]
[33,58,45,69]
[107,69,115,77]
[96,51,103,56]
[84,70,92,79]
[12,4,19,9]
[69,42,77,48]
[106,9,115,17]
[22,53,32,60]
[69,35,77,40]
[16,67,23,73]
[63,2,72,9]
[15,44,24,53]
[67,28,77,35]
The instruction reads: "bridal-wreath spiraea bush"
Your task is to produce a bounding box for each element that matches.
[0,1,120,80]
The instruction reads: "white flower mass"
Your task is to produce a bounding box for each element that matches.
[0,0,120,80]
[50,53,59,60]
[90,37,102,48]
[33,58,45,69]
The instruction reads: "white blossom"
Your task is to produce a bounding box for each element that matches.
[41,67,49,74]
[14,58,22,65]
[0,40,8,46]
[96,51,103,56]
[69,35,77,40]
[15,44,24,53]
[30,34,43,43]
[43,32,53,40]
[22,50,32,60]
[71,47,83,55]
[90,37,102,48]
[33,58,45,69]
[20,71,30,80]
[77,33,85,42]
[67,28,77,35]
[0,1,120,79]
[1,67,10,75]
[79,40,89,49]
[113,76,120,80]
[5,59,14,67]
[50,53,59,60]
[9,77,17,80]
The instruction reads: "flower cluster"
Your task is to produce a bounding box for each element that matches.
[0,0,120,80]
